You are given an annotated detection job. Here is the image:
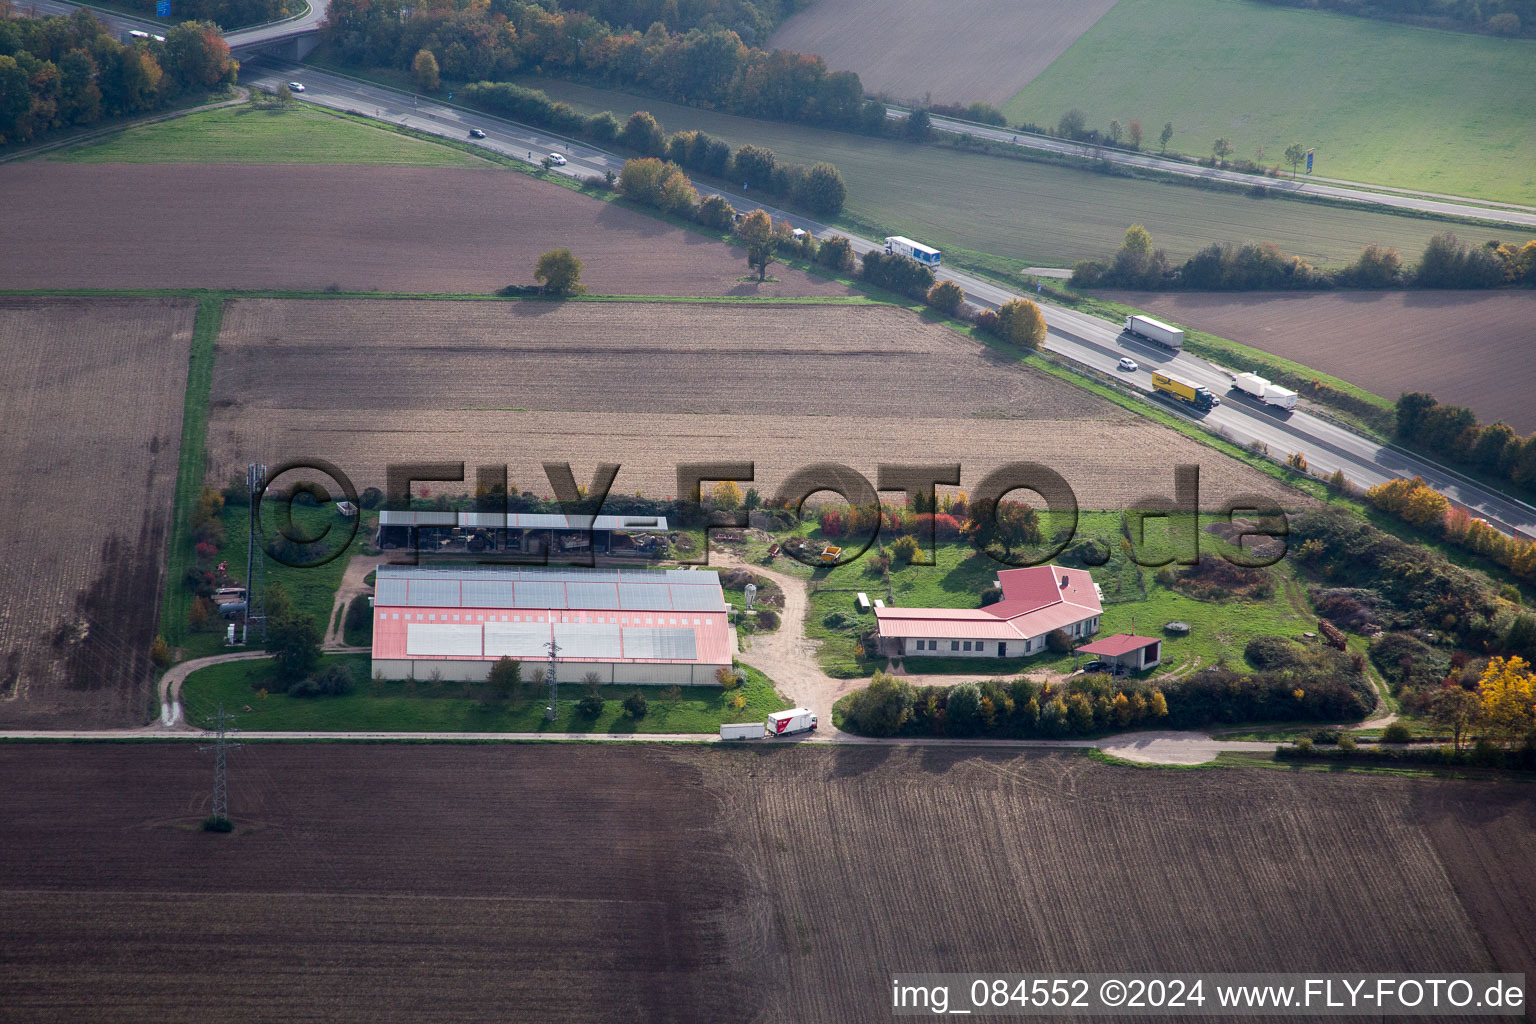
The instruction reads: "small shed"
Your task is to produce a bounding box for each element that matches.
[1077,633,1162,672]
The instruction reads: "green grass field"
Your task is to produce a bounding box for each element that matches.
[179,654,788,733]
[804,522,1313,677]
[53,103,491,166]
[515,77,1495,269]
[1004,0,1536,203]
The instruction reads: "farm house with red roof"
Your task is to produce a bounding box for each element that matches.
[874,565,1104,660]
[370,565,733,684]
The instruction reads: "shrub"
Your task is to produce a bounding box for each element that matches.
[1244,635,1302,670]
[816,235,855,272]
[1046,628,1071,654]
[343,594,373,646]
[1294,736,1314,753]
[1380,721,1413,744]
[1336,734,1357,751]
[622,690,648,718]
[823,611,850,629]
[926,279,965,315]
[756,608,780,630]
[150,636,171,667]
[979,585,1002,607]
[890,535,921,562]
[697,194,735,231]
[945,681,983,735]
[860,250,935,300]
[715,665,741,689]
[842,670,913,736]
[577,694,605,718]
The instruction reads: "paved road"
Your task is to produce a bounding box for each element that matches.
[233,61,1536,540]
[899,108,1536,230]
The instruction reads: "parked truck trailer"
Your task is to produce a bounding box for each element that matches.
[1123,314,1184,350]
[766,707,818,736]
[1151,372,1220,412]
[1231,372,1297,411]
[720,722,764,740]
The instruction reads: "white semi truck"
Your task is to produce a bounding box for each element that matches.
[1231,372,1298,411]
[766,707,818,737]
[883,236,942,267]
[1122,314,1184,350]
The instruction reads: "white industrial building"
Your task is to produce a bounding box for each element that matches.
[370,565,733,684]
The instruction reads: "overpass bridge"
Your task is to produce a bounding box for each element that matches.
[223,0,328,60]
[18,0,328,60]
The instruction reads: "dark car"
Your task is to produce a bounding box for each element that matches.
[468,128,487,139]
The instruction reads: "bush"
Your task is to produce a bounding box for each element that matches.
[289,662,354,698]
[756,608,780,630]
[816,235,855,272]
[890,535,921,562]
[577,694,605,718]
[859,250,935,300]
[1045,629,1071,654]
[842,670,913,736]
[1294,736,1314,753]
[715,665,742,689]
[926,279,965,315]
[1244,635,1302,670]
[697,194,735,231]
[793,162,846,217]
[979,585,1002,607]
[1380,722,1413,744]
[343,594,373,646]
[585,111,619,141]
[201,815,234,833]
[622,690,648,718]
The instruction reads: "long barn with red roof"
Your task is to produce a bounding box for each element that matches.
[370,565,733,684]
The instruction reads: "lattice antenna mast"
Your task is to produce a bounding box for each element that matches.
[545,639,561,721]
[242,462,267,645]
[198,704,243,825]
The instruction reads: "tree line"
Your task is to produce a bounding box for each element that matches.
[840,651,1372,739]
[1396,391,1536,499]
[553,0,808,45]
[324,0,885,133]
[0,10,236,146]
[1072,225,1536,291]
[1254,0,1531,36]
[457,84,848,215]
[118,0,291,32]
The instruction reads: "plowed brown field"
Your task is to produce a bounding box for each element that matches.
[0,298,192,728]
[207,299,1299,510]
[1104,290,1536,432]
[1,744,1530,1024]
[0,163,854,298]
[768,0,1119,106]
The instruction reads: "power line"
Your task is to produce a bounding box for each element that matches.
[544,639,560,722]
[198,703,242,827]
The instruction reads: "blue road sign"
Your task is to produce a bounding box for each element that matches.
[1306,149,1314,173]
[156,0,170,15]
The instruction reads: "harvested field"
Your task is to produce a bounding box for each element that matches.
[767,0,1118,106]
[207,299,1300,510]
[0,298,193,728]
[0,164,854,298]
[1104,290,1536,432]
[2,743,1532,1023]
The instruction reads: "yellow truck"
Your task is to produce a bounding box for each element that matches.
[1151,372,1219,412]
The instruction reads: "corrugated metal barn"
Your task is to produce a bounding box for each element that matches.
[370,565,733,684]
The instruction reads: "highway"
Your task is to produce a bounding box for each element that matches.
[900,108,1536,231]
[235,60,1536,540]
[11,0,1534,540]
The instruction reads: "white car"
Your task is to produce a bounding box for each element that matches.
[548,153,567,166]
[287,82,305,92]
[1117,357,1139,372]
